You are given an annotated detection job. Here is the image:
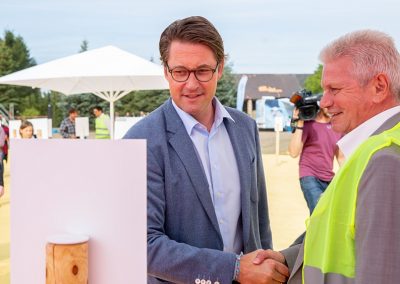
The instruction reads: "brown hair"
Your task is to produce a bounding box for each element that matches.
[19,120,34,136]
[93,106,103,112]
[159,16,226,65]
[68,108,77,114]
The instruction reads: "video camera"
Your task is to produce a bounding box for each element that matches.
[290,89,322,121]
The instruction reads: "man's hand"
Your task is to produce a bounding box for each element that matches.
[237,249,289,284]
[253,249,286,265]
[292,108,304,126]
[0,185,4,198]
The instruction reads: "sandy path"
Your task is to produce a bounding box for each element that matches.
[263,154,308,250]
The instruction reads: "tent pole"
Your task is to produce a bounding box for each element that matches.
[110,100,114,140]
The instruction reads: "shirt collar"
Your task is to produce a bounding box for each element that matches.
[171,97,235,136]
[338,105,400,158]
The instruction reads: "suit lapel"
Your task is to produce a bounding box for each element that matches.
[163,100,222,238]
[224,116,252,247]
[288,243,305,282]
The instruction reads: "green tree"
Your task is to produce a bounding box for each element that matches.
[304,64,323,94]
[21,106,40,117]
[3,30,36,68]
[46,91,68,127]
[216,63,236,107]
[0,30,41,117]
[115,90,170,116]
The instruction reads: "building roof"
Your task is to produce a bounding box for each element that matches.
[235,74,310,100]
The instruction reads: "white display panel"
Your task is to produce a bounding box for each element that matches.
[114,116,143,139]
[75,117,90,138]
[10,139,147,284]
[9,118,52,139]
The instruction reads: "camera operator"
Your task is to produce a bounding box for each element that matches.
[288,106,344,214]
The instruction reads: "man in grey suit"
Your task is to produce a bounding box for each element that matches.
[254,30,400,283]
[124,16,289,283]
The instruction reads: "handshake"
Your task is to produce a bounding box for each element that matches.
[237,249,289,284]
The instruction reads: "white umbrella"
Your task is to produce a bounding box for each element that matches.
[0,45,168,138]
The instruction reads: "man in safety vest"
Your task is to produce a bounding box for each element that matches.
[93,106,111,139]
[254,30,400,283]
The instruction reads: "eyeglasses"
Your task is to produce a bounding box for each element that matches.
[166,63,219,82]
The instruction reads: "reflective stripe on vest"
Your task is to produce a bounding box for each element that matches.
[303,122,400,283]
[95,115,110,139]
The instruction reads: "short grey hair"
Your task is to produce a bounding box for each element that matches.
[319,30,400,100]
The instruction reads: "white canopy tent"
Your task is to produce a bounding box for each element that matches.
[0,45,168,138]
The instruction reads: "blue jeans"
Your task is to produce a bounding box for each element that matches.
[300,176,330,214]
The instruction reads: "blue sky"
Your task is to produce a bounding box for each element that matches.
[1,0,399,74]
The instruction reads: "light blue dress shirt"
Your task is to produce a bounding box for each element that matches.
[172,98,243,254]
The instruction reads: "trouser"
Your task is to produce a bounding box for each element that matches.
[300,176,330,214]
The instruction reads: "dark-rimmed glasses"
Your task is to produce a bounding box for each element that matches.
[166,63,219,82]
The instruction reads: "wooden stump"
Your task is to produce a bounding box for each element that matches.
[46,235,89,284]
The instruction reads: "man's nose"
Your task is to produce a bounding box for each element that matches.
[185,72,200,88]
[320,92,331,108]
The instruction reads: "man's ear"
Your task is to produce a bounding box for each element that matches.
[217,60,225,80]
[372,73,389,103]
[164,66,169,80]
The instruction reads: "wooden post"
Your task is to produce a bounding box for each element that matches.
[275,130,280,164]
[46,235,89,284]
[247,99,253,117]
[274,116,283,164]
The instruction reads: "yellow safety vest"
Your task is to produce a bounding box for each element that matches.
[303,122,400,282]
[95,114,110,139]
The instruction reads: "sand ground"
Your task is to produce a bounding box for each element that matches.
[263,154,308,250]
[0,160,10,284]
[0,148,308,283]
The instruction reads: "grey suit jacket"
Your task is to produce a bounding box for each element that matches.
[282,111,400,284]
[124,99,272,284]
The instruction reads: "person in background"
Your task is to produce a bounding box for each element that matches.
[5,120,36,197]
[124,16,288,284]
[255,29,400,284]
[0,126,6,198]
[2,125,9,163]
[288,107,343,215]
[0,114,9,163]
[60,108,79,139]
[19,120,35,139]
[93,106,110,139]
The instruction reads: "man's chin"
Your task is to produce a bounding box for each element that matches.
[331,119,345,134]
